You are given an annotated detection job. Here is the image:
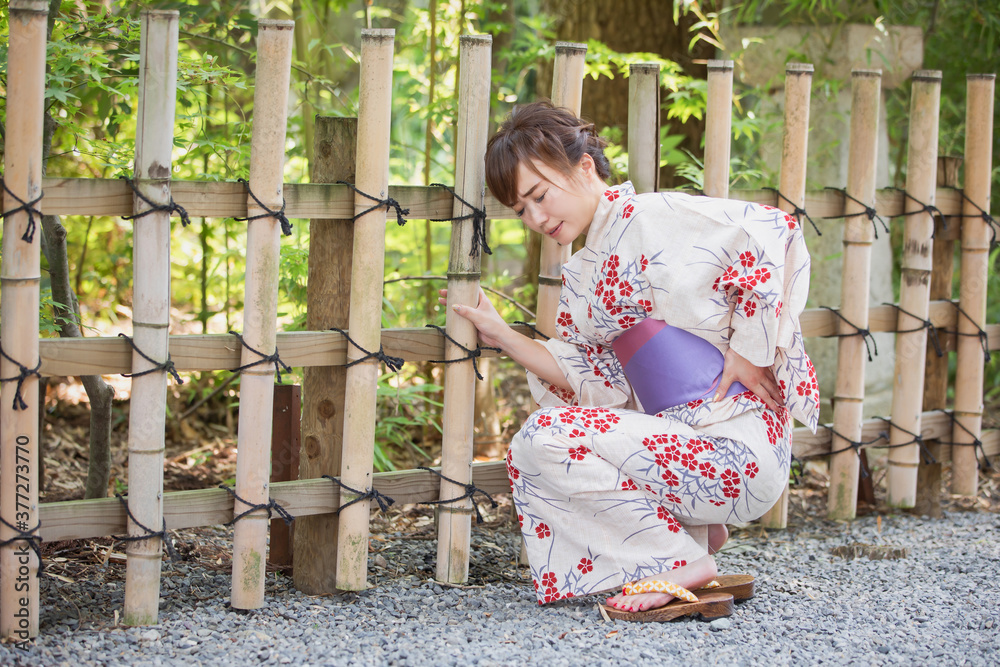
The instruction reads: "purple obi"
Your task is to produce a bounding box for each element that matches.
[611,318,747,415]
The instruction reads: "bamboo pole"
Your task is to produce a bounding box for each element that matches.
[536,42,586,339]
[295,117,357,594]
[627,63,660,194]
[951,74,995,496]
[827,70,882,521]
[760,62,813,530]
[122,9,179,626]
[436,34,492,584]
[0,0,48,643]
[336,29,395,591]
[230,18,295,610]
[886,71,941,508]
[703,60,734,199]
[915,156,962,516]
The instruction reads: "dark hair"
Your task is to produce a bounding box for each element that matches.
[485,100,610,208]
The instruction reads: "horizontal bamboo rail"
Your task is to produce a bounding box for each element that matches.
[35,412,1000,544]
[33,303,1000,378]
[32,177,976,221]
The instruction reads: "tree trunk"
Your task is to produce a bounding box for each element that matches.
[540,0,720,188]
[39,5,117,499]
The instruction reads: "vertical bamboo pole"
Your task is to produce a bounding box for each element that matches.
[230,18,294,610]
[627,63,660,194]
[0,0,47,643]
[827,70,882,521]
[951,74,995,496]
[703,60,734,199]
[915,156,962,517]
[886,71,941,508]
[536,42,586,339]
[295,117,357,594]
[123,9,179,626]
[437,34,492,584]
[761,62,813,530]
[336,29,395,591]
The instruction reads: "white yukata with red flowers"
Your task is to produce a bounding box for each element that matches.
[507,182,820,605]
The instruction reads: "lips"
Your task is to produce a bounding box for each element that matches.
[547,222,563,237]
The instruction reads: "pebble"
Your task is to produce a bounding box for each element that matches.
[0,511,997,666]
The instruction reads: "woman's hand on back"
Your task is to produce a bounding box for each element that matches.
[714,347,784,412]
[439,287,511,350]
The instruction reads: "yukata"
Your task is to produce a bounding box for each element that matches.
[507,182,820,605]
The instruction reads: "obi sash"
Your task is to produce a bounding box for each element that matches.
[611,318,748,415]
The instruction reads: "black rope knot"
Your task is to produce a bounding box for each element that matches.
[821,306,879,361]
[0,343,41,411]
[431,183,493,257]
[948,186,999,246]
[330,327,404,373]
[339,181,410,226]
[883,303,943,358]
[885,186,947,236]
[1,177,44,243]
[112,493,178,560]
[0,516,44,576]
[418,466,498,524]
[118,333,184,384]
[827,427,885,478]
[763,186,821,235]
[877,417,938,465]
[119,176,192,228]
[322,475,395,514]
[938,409,993,470]
[823,187,889,239]
[424,324,500,380]
[946,302,992,363]
[234,177,293,236]
[218,485,295,527]
[229,330,292,383]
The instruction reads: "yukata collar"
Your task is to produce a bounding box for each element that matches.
[585,181,636,249]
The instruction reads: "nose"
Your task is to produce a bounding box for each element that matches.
[523,202,548,231]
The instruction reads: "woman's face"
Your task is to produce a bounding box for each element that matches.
[512,156,601,246]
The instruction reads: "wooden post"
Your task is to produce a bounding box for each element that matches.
[627,63,660,194]
[0,0,47,643]
[536,42,586,339]
[269,384,300,567]
[915,155,962,517]
[827,70,881,521]
[951,74,995,496]
[886,71,941,508]
[336,29,395,591]
[123,9,179,627]
[436,34,492,584]
[230,18,294,610]
[294,117,357,594]
[703,60,734,199]
[760,62,813,530]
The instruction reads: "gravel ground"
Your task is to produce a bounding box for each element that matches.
[2,501,998,666]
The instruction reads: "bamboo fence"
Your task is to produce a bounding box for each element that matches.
[0,10,997,642]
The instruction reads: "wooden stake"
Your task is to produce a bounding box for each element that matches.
[0,0,48,643]
[886,71,941,508]
[760,62,813,530]
[827,70,881,521]
[230,18,295,610]
[436,34,492,584]
[627,63,660,194]
[295,117,357,594]
[951,74,995,496]
[704,60,734,199]
[536,42,586,339]
[336,29,395,591]
[269,384,300,567]
[915,155,962,517]
[123,9,179,627]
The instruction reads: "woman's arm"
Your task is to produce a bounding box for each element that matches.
[441,288,572,391]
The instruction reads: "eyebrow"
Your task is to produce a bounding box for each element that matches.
[518,181,540,200]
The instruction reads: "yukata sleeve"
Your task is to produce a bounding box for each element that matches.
[525,340,633,410]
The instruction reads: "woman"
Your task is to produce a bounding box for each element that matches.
[445,101,819,620]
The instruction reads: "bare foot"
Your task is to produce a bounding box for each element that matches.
[708,524,728,555]
[604,554,718,612]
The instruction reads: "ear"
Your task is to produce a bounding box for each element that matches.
[578,152,596,175]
